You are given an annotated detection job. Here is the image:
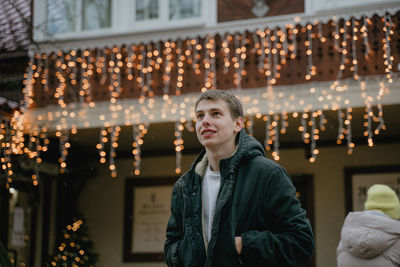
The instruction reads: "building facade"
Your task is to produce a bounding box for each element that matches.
[1,0,400,266]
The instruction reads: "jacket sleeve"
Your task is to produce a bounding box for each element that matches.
[164,181,184,267]
[240,167,315,266]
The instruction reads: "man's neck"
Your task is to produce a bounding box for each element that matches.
[206,143,236,172]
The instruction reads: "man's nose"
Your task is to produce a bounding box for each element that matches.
[202,114,211,126]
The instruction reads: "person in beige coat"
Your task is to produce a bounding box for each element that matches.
[337,184,400,267]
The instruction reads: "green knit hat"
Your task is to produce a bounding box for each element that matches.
[364,184,400,220]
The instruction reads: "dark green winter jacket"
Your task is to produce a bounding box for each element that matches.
[165,129,314,267]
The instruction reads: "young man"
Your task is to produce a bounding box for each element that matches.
[165,90,314,267]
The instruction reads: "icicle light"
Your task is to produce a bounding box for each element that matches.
[0,10,395,181]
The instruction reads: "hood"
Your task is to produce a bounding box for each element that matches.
[340,211,400,259]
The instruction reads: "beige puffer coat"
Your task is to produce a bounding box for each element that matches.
[337,211,400,266]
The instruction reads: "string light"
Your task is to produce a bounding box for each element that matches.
[58,130,70,174]
[132,124,148,175]
[97,127,107,164]
[125,45,136,81]
[361,17,371,59]
[350,18,359,80]
[272,114,280,161]
[3,11,395,180]
[232,33,246,89]
[163,41,173,98]
[203,36,216,90]
[175,40,185,95]
[245,116,254,136]
[222,34,231,74]
[345,107,354,155]
[109,126,121,178]
[264,115,271,151]
[382,14,394,83]
[305,24,316,80]
[174,121,184,174]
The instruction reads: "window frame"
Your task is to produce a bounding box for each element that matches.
[33,0,211,42]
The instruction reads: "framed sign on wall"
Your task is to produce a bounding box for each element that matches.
[344,165,400,213]
[123,177,177,262]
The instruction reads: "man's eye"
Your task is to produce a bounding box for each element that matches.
[196,114,204,119]
[213,112,221,116]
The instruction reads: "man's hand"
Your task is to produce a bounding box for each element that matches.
[235,236,242,255]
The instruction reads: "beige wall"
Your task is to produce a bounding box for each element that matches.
[78,143,400,267]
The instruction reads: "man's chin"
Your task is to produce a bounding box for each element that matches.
[201,140,217,148]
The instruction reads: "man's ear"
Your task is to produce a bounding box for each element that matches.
[234,116,244,133]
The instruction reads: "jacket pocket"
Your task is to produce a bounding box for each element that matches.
[232,219,245,265]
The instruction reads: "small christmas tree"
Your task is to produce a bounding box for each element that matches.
[48,217,98,267]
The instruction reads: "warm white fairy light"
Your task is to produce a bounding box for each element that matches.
[125,45,137,81]
[350,18,359,80]
[80,50,93,103]
[10,111,25,155]
[41,53,49,92]
[382,14,394,83]
[35,53,42,84]
[30,127,49,186]
[361,17,371,59]
[146,44,155,98]
[300,112,309,144]
[345,107,354,155]
[1,119,13,187]
[317,21,327,43]
[245,116,254,136]
[332,20,349,89]
[174,121,184,174]
[67,50,78,89]
[108,46,123,101]
[280,112,288,134]
[289,26,298,60]
[97,127,107,164]
[109,126,121,178]
[54,51,67,108]
[308,113,317,163]
[100,48,108,85]
[58,130,70,174]
[270,31,279,85]
[255,30,266,73]
[22,55,35,109]
[132,124,148,176]
[272,114,280,161]
[193,37,202,75]
[232,33,246,89]
[336,109,344,145]
[203,36,216,91]
[305,24,316,80]
[154,42,163,71]
[138,44,155,100]
[137,45,146,99]
[222,34,232,74]
[163,41,173,98]
[263,115,271,151]
[175,40,185,95]
[265,30,274,85]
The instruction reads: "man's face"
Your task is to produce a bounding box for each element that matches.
[195,99,243,150]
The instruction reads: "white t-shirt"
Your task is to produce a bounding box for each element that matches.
[202,164,221,243]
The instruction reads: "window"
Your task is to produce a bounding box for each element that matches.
[169,0,201,20]
[34,0,211,41]
[82,0,112,31]
[46,0,111,35]
[47,0,76,35]
[132,0,204,31]
[136,0,159,21]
